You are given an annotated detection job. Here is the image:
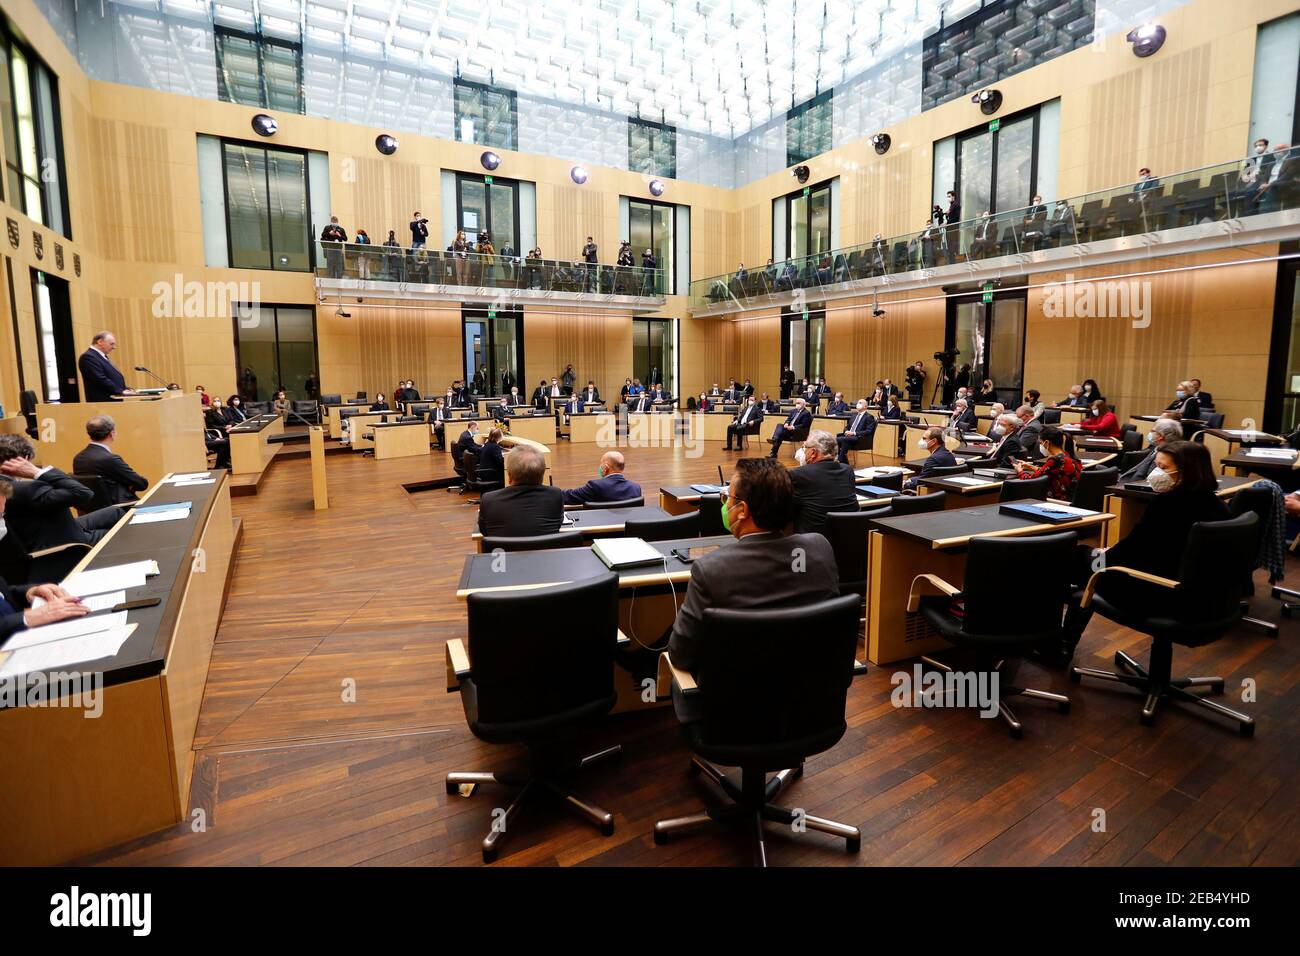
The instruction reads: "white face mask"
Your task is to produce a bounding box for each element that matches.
[795,447,807,465]
[991,425,1004,437]
[1039,444,1050,458]
[918,437,931,449]
[0,518,6,543]
[1148,467,1174,493]
[1255,144,1267,154]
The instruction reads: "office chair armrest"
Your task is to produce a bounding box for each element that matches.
[1080,566,1179,608]
[445,638,472,692]
[906,573,961,612]
[655,651,698,699]
[28,542,92,559]
[616,628,631,647]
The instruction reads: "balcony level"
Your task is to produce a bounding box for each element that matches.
[315,246,667,313]
[691,149,1300,316]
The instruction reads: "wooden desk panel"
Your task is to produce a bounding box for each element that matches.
[372,422,432,460]
[569,413,617,443]
[506,416,558,445]
[229,415,284,475]
[36,392,206,481]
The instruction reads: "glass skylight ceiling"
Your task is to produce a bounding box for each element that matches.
[100,0,965,139]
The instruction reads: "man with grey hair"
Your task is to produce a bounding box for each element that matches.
[1016,404,1045,460]
[790,429,858,536]
[947,397,977,432]
[78,330,134,402]
[73,415,149,504]
[967,413,1028,468]
[768,396,813,458]
[476,443,563,538]
[1120,417,1183,481]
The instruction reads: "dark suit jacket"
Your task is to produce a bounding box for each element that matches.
[6,469,95,550]
[1019,418,1045,458]
[950,407,978,432]
[453,430,479,464]
[970,430,1026,468]
[731,404,763,431]
[0,577,33,644]
[781,408,813,433]
[790,460,859,536]
[1104,488,1228,588]
[562,472,642,506]
[668,531,839,675]
[72,443,148,504]
[581,388,601,404]
[476,441,505,484]
[1119,445,1158,482]
[78,348,127,402]
[841,410,877,440]
[826,400,850,415]
[476,483,564,537]
[880,404,903,420]
[531,388,549,409]
[630,394,653,413]
[906,447,958,489]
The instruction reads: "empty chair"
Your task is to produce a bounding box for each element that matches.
[623,511,699,541]
[445,573,625,862]
[480,530,585,553]
[887,491,947,515]
[1070,465,1118,510]
[462,450,503,497]
[1041,408,1061,425]
[1070,512,1258,735]
[696,496,726,536]
[582,496,644,510]
[999,474,1051,502]
[244,401,270,416]
[927,464,971,479]
[319,393,342,406]
[19,389,38,439]
[653,594,863,866]
[823,510,874,598]
[288,400,320,425]
[867,471,904,491]
[908,532,1077,737]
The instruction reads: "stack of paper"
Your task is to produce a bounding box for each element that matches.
[1247,448,1297,460]
[130,502,192,525]
[0,623,137,678]
[30,590,124,612]
[65,560,158,598]
[166,472,211,484]
[946,475,995,486]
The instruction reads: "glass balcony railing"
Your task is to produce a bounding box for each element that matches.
[315,243,667,297]
[690,146,1300,309]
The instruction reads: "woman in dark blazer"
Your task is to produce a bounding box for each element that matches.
[880,394,904,420]
[224,395,248,426]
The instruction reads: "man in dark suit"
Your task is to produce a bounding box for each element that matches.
[1016,405,1045,461]
[562,451,642,505]
[475,429,506,485]
[791,431,859,536]
[477,445,563,538]
[71,415,149,505]
[1189,378,1212,409]
[780,366,796,399]
[492,395,514,420]
[759,393,780,414]
[530,380,550,410]
[724,395,764,451]
[836,400,877,463]
[453,421,481,467]
[429,398,450,449]
[966,414,1028,468]
[768,399,813,458]
[969,210,996,258]
[903,427,958,491]
[0,479,90,641]
[947,398,978,433]
[0,435,125,557]
[650,386,670,406]
[826,393,849,416]
[629,391,653,414]
[78,331,133,402]
[581,381,601,405]
[666,458,839,722]
[741,379,754,397]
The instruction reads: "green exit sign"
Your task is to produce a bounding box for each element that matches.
[802,186,811,197]
[487,309,497,319]
[802,310,809,320]
[988,118,1000,132]
[484,175,494,184]
[982,282,995,303]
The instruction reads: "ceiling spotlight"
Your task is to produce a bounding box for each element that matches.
[375,134,398,155]
[970,89,1003,115]
[480,151,501,171]
[648,179,666,197]
[1126,23,1167,58]
[792,164,811,184]
[570,165,589,185]
[251,113,278,137]
[334,307,351,318]
[871,133,891,156]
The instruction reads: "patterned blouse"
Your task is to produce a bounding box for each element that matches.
[1018,452,1082,500]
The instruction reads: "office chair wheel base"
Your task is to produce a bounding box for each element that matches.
[845,835,861,855]
[1007,724,1023,740]
[482,846,498,865]
[1069,668,1082,684]
[1139,711,1155,727]
[599,820,616,837]
[1239,720,1255,738]
[1057,700,1071,714]
[653,829,669,846]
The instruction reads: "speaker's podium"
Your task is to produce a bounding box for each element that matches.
[35,390,207,477]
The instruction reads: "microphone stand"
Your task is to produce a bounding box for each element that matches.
[134,366,180,390]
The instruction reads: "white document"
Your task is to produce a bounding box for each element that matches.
[166,472,211,483]
[173,478,216,486]
[1246,448,1297,460]
[65,560,158,597]
[0,624,137,678]
[857,466,905,479]
[29,590,124,613]
[1,612,129,652]
[945,475,995,486]
[131,507,191,525]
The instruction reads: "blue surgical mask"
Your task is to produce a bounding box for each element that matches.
[1176,390,1186,399]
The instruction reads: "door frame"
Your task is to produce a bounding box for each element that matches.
[29,268,77,403]
[943,282,1029,407]
[953,105,1042,216]
[626,197,679,295]
[777,178,835,262]
[454,171,522,255]
[230,301,322,402]
[461,305,525,396]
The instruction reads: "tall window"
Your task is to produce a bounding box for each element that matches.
[627,198,676,294]
[628,118,676,179]
[777,180,833,261]
[463,307,524,396]
[946,287,1027,407]
[633,318,676,398]
[455,172,520,255]
[786,90,832,168]
[222,141,311,271]
[233,304,319,401]
[1265,252,1300,435]
[0,21,70,236]
[781,307,826,383]
[942,106,1045,222]
[454,79,517,151]
[215,26,304,114]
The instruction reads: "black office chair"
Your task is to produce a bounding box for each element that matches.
[19,389,38,439]
[887,490,947,515]
[1041,408,1061,425]
[999,474,1050,502]
[244,401,270,416]
[866,471,904,491]
[445,573,624,863]
[843,430,875,467]
[355,391,367,400]
[1121,428,1144,453]
[1070,512,1258,735]
[928,463,971,478]
[1228,485,1280,636]
[1070,465,1118,510]
[69,474,138,516]
[697,496,726,536]
[0,524,96,585]
[653,594,863,866]
[823,510,873,599]
[1117,449,1149,474]
[480,530,584,553]
[288,400,320,426]
[908,532,1077,737]
[319,393,342,406]
[583,496,643,510]
[623,511,699,541]
[460,451,503,498]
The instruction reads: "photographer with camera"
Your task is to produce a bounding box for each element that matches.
[905,360,926,408]
[320,216,347,279]
[409,211,429,249]
[932,349,960,406]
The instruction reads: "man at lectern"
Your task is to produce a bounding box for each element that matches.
[78,331,135,402]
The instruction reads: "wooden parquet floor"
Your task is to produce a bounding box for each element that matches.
[78,440,1300,867]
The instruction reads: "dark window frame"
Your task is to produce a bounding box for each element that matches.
[780,305,827,383]
[628,117,677,179]
[214,24,305,114]
[230,301,321,403]
[776,178,835,262]
[626,196,679,295]
[786,89,833,168]
[943,282,1029,407]
[453,78,519,152]
[461,305,526,396]
[218,137,315,272]
[632,317,677,397]
[453,171,523,255]
[951,104,1043,217]
[1264,241,1300,435]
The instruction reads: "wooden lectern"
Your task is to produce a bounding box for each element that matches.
[34,392,208,479]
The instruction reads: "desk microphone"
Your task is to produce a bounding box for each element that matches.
[134,366,180,390]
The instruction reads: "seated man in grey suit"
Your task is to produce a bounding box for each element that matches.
[71,414,149,504]
[966,413,1028,469]
[476,444,563,538]
[791,431,859,537]
[1119,417,1182,481]
[666,458,840,722]
[1015,404,1045,461]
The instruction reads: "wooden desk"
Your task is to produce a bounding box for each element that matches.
[342,410,405,451]
[1101,475,1255,547]
[369,420,431,460]
[228,413,284,476]
[569,412,617,443]
[917,474,1004,508]
[36,392,206,480]
[1219,448,1300,481]
[1051,406,1088,425]
[1199,429,1284,473]
[0,472,236,864]
[0,414,27,435]
[325,401,374,439]
[310,426,328,509]
[873,419,907,460]
[471,503,668,550]
[504,414,557,444]
[865,503,1114,665]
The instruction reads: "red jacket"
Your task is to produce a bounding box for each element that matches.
[1079,410,1120,438]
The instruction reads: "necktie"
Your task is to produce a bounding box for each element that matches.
[0,591,16,619]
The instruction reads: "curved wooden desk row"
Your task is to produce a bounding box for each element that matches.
[0,472,237,865]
